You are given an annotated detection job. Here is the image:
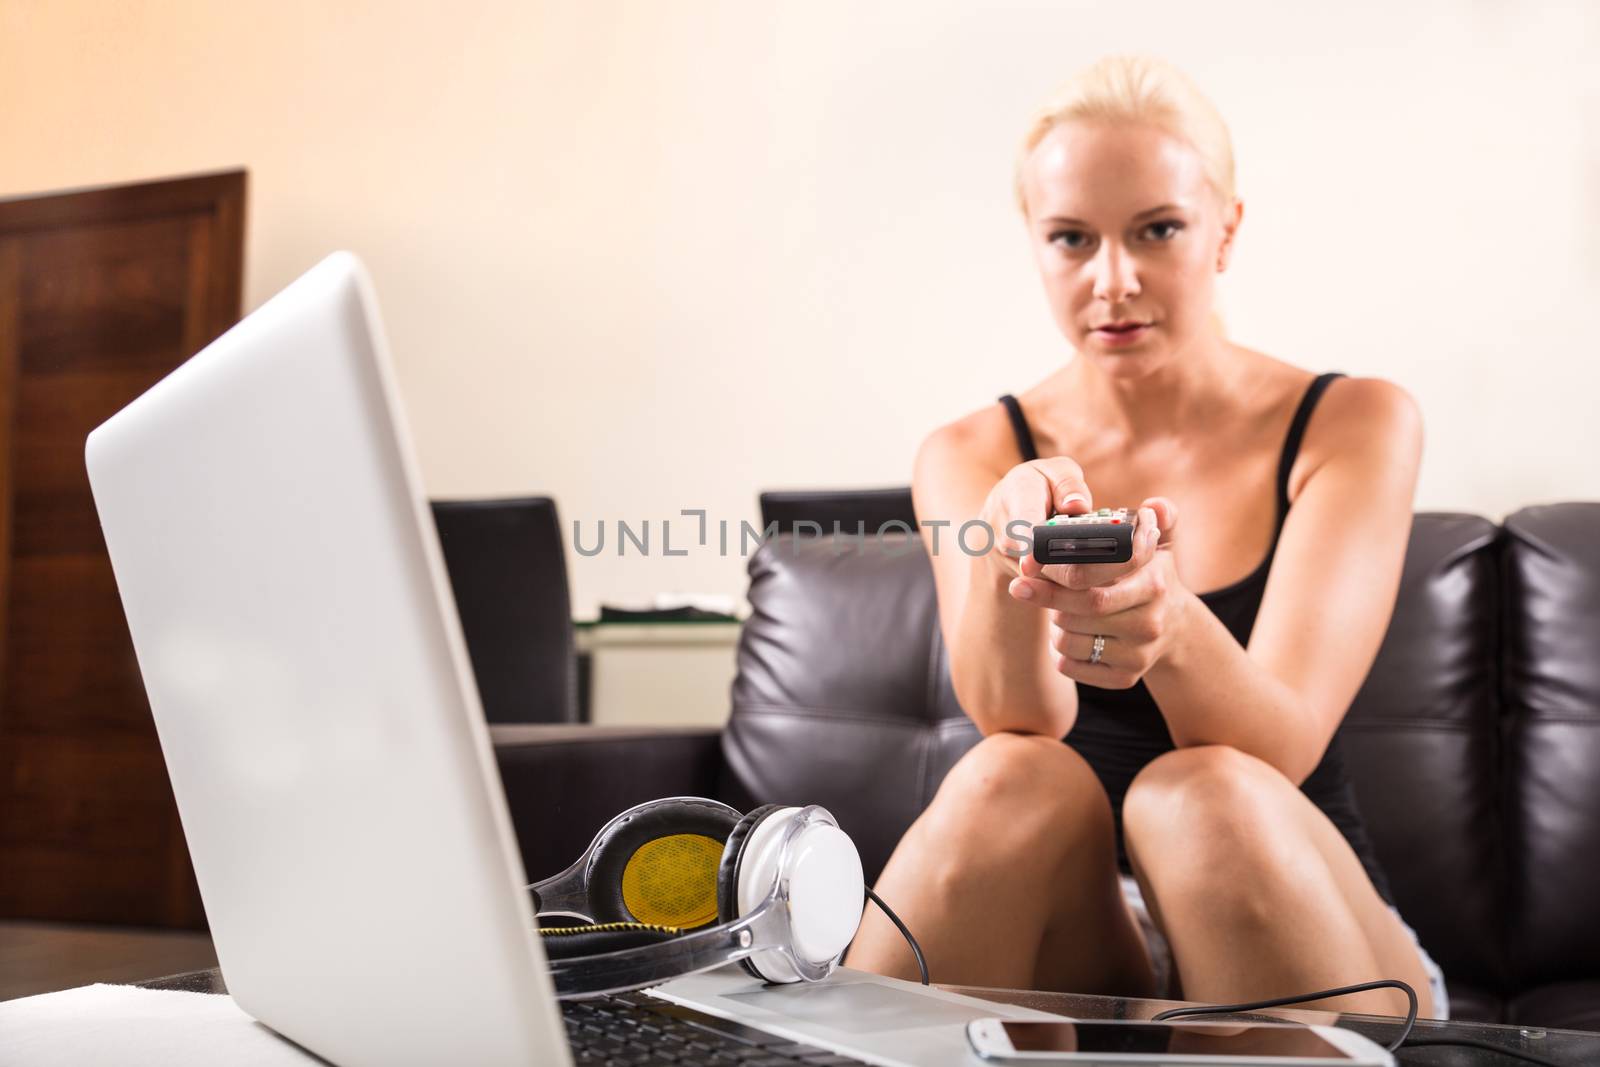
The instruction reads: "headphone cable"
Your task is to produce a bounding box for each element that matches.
[864,886,928,985]
[1153,980,1417,1051]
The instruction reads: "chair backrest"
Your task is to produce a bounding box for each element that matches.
[430,497,580,724]
[758,487,918,535]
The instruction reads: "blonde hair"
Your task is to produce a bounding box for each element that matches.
[1013,55,1236,216]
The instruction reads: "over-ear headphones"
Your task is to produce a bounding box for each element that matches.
[528,797,869,998]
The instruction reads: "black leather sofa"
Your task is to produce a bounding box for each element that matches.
[489,500,1600,1031]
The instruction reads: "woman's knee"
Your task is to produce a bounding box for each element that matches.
[1124,745,1283,831]
[924,731,1112,854]
[936,732,1104,813]
[1123,745,1304,895]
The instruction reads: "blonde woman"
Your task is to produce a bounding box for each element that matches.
[842,55,1447,1020]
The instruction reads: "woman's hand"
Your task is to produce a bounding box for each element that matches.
[1006,498,1189,689]
[976,457,1096,581]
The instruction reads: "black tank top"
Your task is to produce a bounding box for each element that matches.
[997,373,1396,906]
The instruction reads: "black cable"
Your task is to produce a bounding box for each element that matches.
[1150,981,1578,1065]
[1396,1036,1570,1067]
[1152,979,1417,1052]
[864,886,928,985]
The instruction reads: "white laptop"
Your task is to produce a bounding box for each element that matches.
[84,252,1062,1066]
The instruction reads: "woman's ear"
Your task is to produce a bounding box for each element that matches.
[1216,198,1244,272]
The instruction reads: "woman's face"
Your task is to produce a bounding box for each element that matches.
[1020,120,1240,372]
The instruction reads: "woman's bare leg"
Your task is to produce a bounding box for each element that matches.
[844,732,1156,996]
[1123,745,1436,1018]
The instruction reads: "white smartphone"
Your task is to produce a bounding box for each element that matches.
[965,1018,1396,1066]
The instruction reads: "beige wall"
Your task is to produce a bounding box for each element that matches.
[4,0,1598,616]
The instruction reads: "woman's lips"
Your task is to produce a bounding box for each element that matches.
[1090,323,1152,347]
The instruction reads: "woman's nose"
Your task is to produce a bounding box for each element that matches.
[1090,243,1140,303]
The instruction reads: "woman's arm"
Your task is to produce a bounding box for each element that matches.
[1141,378,1424,783]
[912,419,1085,737]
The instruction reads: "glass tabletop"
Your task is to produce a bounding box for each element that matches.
[136,968,228,995]
[938,983,1598,1065]
[136,968,1598,1065]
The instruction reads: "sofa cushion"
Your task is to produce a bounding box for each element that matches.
[1341,513,1506,994]
[718,533,977,882]
[1441,981,1504,1025]
[1501,503,1600,989]
[1506,980,1600,1032]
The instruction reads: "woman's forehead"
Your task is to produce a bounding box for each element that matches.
[1022,120,1210,221]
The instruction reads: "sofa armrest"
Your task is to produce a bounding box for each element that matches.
[490,724,725,885]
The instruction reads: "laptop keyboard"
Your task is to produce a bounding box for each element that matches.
[562,991,870,1066]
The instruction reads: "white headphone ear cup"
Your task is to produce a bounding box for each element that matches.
[716,804,785,982]
[731,807,800,983]
[735,809,864,983]
[780,824,863,963]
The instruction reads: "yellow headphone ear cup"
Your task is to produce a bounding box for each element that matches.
[620,833,724,928]
[582,798,740,925]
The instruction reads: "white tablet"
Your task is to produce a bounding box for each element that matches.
[966,1017,1395,1066]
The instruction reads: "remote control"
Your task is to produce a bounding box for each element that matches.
[1031,507,1138,564]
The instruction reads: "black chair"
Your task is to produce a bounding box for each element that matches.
[758,487,918,535]
[430,497,580,724]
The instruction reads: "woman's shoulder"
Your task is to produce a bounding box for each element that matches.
[921,395,1017,460]
[1305,373,1422,450]
[915,396,1024,479]
[1235,349,1420,445]
[1290,371,1424,498]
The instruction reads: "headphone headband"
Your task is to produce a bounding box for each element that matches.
[545,890,779,999]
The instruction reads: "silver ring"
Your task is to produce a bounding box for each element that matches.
[1090,634,1106,665]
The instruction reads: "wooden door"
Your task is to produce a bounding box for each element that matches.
[0,171,245,928]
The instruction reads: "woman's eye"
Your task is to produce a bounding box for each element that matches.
[1141,219,1185,241]
[1049,230,1091,250]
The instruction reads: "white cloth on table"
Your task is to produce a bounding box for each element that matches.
[0,983,320,1066]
